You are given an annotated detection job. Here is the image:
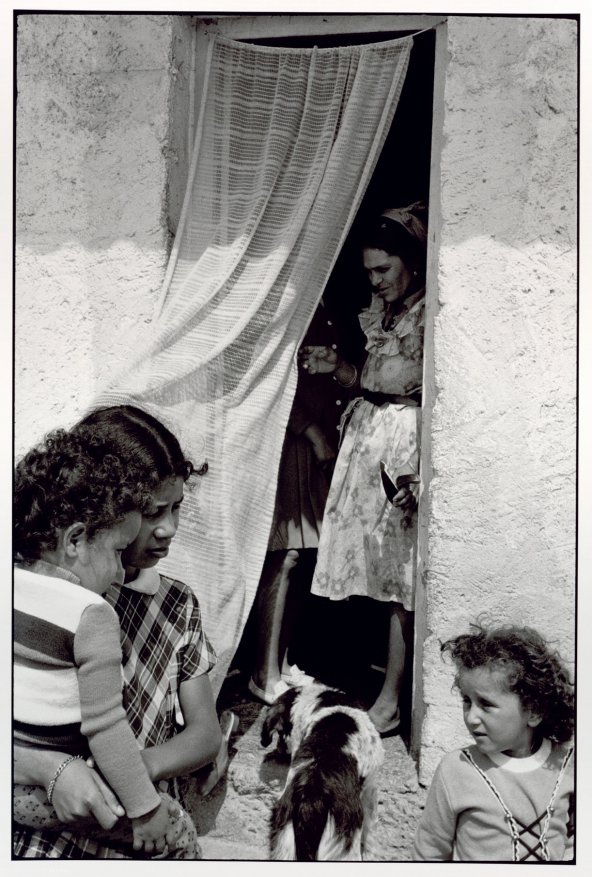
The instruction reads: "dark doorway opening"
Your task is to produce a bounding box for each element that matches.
[230,28,435,742]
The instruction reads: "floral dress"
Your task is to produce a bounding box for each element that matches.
[310,291,424,609]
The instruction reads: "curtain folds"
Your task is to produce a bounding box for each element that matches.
[98,33,412,692]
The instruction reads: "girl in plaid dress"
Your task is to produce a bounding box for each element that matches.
[13,427,184,856]
[13,406,235,859]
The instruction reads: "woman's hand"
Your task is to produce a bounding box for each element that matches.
[298,345,339,375]
[51,759,125,830]
[393,483,419,514]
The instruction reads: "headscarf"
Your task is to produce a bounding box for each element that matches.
[380,200,428,251]
[360,200,428,277]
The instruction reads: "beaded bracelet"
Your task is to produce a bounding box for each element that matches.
[47,755,85,805]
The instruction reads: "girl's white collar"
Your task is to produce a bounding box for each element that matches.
[487,738,552,772]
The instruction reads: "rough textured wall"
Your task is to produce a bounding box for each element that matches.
[167,16,194,236]
[16,14,577,789]
[15,13,178,453]
[417,16,577,783]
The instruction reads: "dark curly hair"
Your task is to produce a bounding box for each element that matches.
[74,405,201,491]
[14,427,154,561]
[441,624,574,745]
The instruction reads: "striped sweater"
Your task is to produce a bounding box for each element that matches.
[13,562,161,819]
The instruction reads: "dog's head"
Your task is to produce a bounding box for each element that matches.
[260,686,300,754]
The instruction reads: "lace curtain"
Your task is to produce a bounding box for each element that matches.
[99,33,412,692]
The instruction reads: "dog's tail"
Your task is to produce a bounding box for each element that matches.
[271,716,365,860]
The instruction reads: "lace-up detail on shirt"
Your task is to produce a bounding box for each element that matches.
[462,747,573,862]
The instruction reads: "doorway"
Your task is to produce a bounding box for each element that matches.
[208,17,437,746]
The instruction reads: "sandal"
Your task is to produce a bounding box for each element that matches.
[195,710,239,796]
[220,709,239,742]
[248,677,290,706]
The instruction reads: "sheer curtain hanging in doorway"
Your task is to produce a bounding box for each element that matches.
[99,33,412,691]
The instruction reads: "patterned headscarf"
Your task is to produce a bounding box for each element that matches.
[380,200,428,251]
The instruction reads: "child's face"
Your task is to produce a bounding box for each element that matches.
[74,512,142,594]
[122,476,184,575]
[458,665,541,758]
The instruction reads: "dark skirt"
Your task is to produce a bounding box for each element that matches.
[268,431,331,552]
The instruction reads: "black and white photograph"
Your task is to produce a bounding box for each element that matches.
[9,2,584,869]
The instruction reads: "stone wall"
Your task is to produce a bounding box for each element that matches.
[416,15,577,782]
[15,13,186,453]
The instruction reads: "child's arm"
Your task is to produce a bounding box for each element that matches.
[412,760,457,861]
[74,602,162,820]
[140,673,221,782]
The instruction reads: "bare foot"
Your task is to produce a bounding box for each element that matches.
[368,704,401,737]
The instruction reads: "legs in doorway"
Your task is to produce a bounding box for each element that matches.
[249,549,313,705]
[368,602,412,736]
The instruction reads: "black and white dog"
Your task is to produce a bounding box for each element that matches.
[261,682,384,861]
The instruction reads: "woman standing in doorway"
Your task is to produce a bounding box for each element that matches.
[299,201,427,736]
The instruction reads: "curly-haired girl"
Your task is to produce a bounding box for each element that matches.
[14,427,189,856]
[413,624,574,862]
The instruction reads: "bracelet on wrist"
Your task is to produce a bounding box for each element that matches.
[333,362,358,389]
[47,755,85,805]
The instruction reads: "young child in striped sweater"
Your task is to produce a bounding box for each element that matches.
[13,427,188,856]
[413,624,574,862]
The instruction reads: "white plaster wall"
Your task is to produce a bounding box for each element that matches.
[15,13,179,454]
[418,16,577,782]
[15,14,577,784]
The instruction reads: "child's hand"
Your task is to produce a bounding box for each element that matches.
[131,797,179,855]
